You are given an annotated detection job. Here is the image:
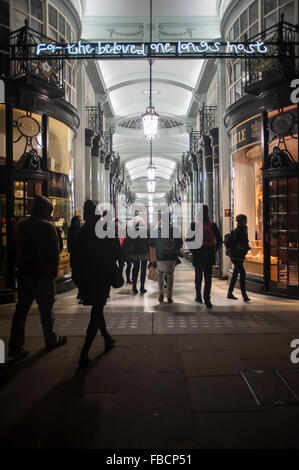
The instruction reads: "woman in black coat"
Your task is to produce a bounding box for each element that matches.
[227,214,251,302]
[72,201,121,365]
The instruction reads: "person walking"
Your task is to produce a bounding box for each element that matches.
[72,201,121,366]
[226,214,251,302]
[8,195,67,360]
[124,219,149,295]
[187,205,222,309]
[150,218,183,303]
[67,215,83,303]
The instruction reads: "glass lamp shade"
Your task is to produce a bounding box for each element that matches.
[147,166,156,180]
[147,180,156,193]
[142,106,159,140]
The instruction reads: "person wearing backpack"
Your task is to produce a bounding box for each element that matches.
[225,214,251,302]
[150,218,183,303]
[186,205,222,309]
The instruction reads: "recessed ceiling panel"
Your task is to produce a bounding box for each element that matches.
[85,0,218,17]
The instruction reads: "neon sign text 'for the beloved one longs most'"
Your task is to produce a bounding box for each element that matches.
[35,40,269,58]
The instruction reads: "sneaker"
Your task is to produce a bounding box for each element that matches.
[227,293,238,300]
[140,287,147,294]
[8,347,29,361]
[46,336,67,350]
[205,301,213,309]
[195,296,202,303]
[243,296,251,302]
[167,297,173,304]
[104,335,116,351]
[158,295,164,302]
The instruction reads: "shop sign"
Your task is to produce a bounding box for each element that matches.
[230,115,262,153]
[35,40,268,59]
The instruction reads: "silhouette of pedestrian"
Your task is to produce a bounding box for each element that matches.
[72,201,121,365]
[150,217,182,303]
[8,195,67,360]
[187,205,222,309]
[226,214,251,302]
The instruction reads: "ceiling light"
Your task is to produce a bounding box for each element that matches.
[142,0,159,141]
[147,180,156,193]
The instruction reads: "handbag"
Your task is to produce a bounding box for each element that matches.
[111,262,124,288]
[147,265,158,281]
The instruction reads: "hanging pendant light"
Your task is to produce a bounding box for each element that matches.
[147,140,156,180]
[142,0,159,140]
[147,180,156,193]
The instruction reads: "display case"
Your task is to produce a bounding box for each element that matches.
[267,176,299,291]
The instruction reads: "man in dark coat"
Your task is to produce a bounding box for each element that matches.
[227,214,251,302]
[72,201,121,365]
[8,195,67,360]
[186,205,222,309]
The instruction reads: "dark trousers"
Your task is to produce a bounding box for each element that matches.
[126,260,132,282]
[229,260,247,297]
[9,276,58,354]
[132,259,147,288]
[194,264,212,303]
[81,304,108,355]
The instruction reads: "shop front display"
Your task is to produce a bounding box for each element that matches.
[230,114,264,281]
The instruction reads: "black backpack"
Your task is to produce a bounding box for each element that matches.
[223,231,234,256]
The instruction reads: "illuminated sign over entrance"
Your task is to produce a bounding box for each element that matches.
[35,40,269,60]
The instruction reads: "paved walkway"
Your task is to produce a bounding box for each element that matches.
[0,262,299,449]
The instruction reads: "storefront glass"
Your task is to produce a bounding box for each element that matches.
[49,117,75,277]
[231,115,263,278]
[0,104,6,165]
[13,109,42,165]
[0,194,7,288]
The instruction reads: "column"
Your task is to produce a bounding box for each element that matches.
[74,60,86,213]
[85,129,93,200]
[91,135,101,203]
[218,59,231,276]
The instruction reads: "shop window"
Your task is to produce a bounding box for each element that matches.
[48,4,57,29]
[0,104,5,165]
[48,117,74,175]
[48,117,75,277]
[265,0,276,15]
[12,109,42,165]
[30,0,42,21]
[249,1,258,23]
[233,19,239,39]
[47,3,76,106]
[241,10,248,33]
[0,194,7,288]
[13,0,43,33]
[59,14,65,36]
[231,116,263,277]
[267,176,299,289]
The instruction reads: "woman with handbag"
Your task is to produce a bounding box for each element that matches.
[72,201,121,366]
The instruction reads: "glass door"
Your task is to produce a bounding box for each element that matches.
[266,176,299,295]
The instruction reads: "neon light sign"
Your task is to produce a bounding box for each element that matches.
[35,40,269,59]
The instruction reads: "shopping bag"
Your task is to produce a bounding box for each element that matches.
[147,266,158,281]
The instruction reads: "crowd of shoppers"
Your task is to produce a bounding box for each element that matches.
[7,195,251,365]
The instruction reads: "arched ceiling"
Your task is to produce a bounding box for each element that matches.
[81,0,221,200]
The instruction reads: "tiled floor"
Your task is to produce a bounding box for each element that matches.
[1,261,299,449]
